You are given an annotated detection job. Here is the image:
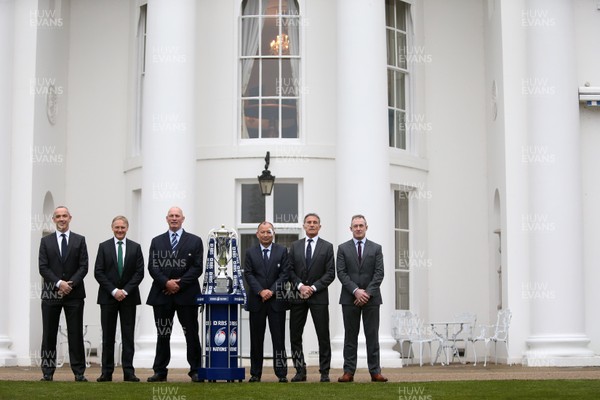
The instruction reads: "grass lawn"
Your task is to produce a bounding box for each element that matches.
[1,380,600,400]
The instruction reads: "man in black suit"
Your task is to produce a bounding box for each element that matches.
[243,221,289,383]
[336,214,388,383]
[94,215,144,382]
[146,207,203,382]
[288,213,335,382]
[38,206,88,382]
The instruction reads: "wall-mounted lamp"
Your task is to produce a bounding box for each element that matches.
[257,151,275,196]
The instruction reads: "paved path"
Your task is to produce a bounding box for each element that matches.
[3,363,600,383]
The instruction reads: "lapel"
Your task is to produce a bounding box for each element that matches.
[110,239,119,272]
[307,238,320,272]
[49,233,62,261]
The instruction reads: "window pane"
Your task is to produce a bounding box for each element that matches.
[242,99,260,138]
[262,58,279,97]
[397,32,407,69]
[387,69,394,107]
[241,184,265,223]
[386,29,396,67]
[262,17,279,56]
[396,1,407,31]
[385,0,394,27]
[273,233,298,249]
[395,270,409,310]
[395,71,405,110]
[243,59,260,98]
[281,99,298,138]
[241,18,261,56]
[395,191,409,229]
[281,18,299,55]
[388,109,395,147]
[395,231,409,269]
[262,99,280,138]
[280,59,296,96]
[264,0,279,16]
[273,183,298,224]
[396,111,406,149]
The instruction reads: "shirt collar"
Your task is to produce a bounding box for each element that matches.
[114,237,127,245]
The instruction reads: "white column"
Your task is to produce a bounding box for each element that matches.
[0,0,17,367]
[332,0,400,369]
[135,0,197,368]
[524,0,599,366]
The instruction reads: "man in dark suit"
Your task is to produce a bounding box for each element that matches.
[146,207,203,382]
[94,215,144,382]
[336,214,388,383]
[38,206,89,382]
[288,213,335,382]
[243,221,289,383]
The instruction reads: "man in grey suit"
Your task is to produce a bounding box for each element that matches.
[288,213,335,382]
[336,214,388,383]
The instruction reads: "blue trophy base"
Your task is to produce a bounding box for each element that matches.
[197,367,245,382]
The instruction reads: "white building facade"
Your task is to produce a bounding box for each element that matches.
[2,0,600,369]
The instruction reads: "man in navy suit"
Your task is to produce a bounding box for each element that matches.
[243,221,289,383]
[336,215,388,383]
[288,213,335,382]
[38,206,89,382]
[94,215,144,382]
[146,207,203,382]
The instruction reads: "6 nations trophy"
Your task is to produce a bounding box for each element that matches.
[197,225,247,382]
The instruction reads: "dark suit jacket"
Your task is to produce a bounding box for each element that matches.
[146,230,203,306]
[244,242,289,312]
[39,232,88,301]
[288,237,335,305]
[337,238,384,306]
[94,238,145,305]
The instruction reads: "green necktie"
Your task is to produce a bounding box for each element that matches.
[117,241,124,277]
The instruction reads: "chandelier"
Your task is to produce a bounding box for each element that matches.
[270,34,289,55]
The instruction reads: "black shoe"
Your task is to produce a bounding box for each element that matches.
[96,374,112,382]
[124,374,140,382]
[147,374,167,382]
[189,372,200,382]
[320,374,330,382]
[278,376,288,383]
[40,374,53,381]
[291,372,306,382]
[74,375,88,382]
[248,375,260,382]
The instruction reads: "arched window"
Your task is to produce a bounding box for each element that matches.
[241,0,300,139]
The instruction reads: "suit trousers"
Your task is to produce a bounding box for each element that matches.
[341,304,381,375]
[151,304,201,376]
[249,304,287,378]
[41,299,86,376]
[100,303,137,375]
[289,302,331,373]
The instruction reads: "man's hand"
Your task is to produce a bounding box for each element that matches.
[163,279,181,295]
[299,285,314,299]
[114,289,127,301]
[259,289,273,302]
[58,280,73,296]
[353,288,370,307]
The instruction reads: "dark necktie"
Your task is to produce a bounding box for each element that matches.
[306,238,313,269]
[117,241,124,277]
[61,233,68,260]
[171,232,178,251]
[263,248,269,267]
[357,240,362,264]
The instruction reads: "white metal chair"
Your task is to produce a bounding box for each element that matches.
[391,311,440,366]
[470,309,512,366]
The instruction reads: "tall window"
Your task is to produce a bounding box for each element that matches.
[394,190,410,310]
[238,182,300,261]
[134,4,147,156]
[386,0,410,150]
[240,0,300,139]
